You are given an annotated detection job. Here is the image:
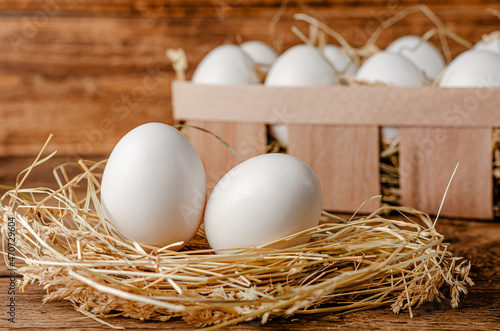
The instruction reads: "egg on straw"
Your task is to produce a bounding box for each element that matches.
[386,35,446,82]
[100,123,207,250]
[439,49,500,87]
[192,44,259,85]
[474,32,500,55]
[240,40,278,73]
[204,153,322,254]
[323,44,358,76]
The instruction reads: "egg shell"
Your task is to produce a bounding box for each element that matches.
[356,51,427,142]
[381,126,400,142]
[204,153,322,254]
[101,123,207,249]
[474,35,500,55]
[439,50,500,87]
[265,44,339,86]
[323,44,358,75]
[269,124,289,148]
[192,44,259,85]
[356,51,427,87]
[266,44,339,146]
[386,35,445,81]
[240,40,278,70]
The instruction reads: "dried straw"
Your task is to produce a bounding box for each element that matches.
[1,141,473,329]
[380,137,401,207]
[166,49,188,81]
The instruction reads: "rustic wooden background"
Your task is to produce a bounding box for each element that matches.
[1,0,499,189]
[1,2,499,328]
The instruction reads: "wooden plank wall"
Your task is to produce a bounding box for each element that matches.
[1,0,499,189]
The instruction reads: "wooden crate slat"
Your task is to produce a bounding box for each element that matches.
[172,82,500,128]
[288,124,381,214]
[186,121,267,187]
[400,127,493,219]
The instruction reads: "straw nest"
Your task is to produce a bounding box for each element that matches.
[1,151,473,330]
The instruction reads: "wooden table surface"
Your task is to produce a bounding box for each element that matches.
[1,217,499,330]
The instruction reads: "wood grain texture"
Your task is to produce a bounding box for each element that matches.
[288,124,380,213]
[186,121,267,187]
[1,216,499,329]
[400,127,493,219]
[0,15,174,157]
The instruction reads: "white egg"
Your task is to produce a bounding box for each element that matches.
[386,35,445,81]
[101,123,207,249]
[204,153,322,254]
[356,51,426,142]
[356,51,427,86]
[381,127,401,142]
[439,50,500,87]
[240,40,278,72]
[266,44,339,145]
[192,44,259,84]
[323,44,358,75]
[474,34,500,55]
[269,124,289,148]
[266,44,339,86]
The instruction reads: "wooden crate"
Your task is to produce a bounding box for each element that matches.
[173,81,499,219]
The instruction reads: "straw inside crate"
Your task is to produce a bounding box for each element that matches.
[380,136,401,207]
